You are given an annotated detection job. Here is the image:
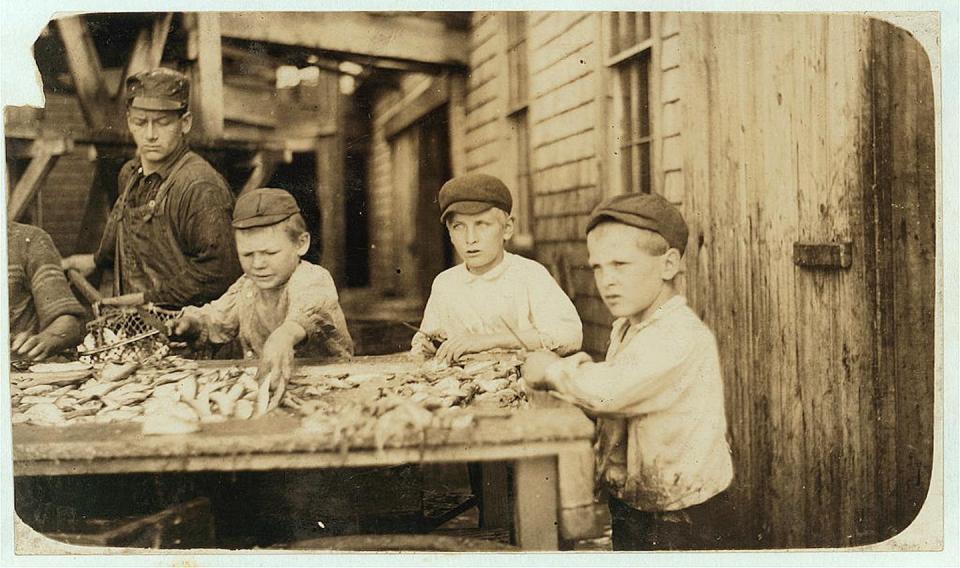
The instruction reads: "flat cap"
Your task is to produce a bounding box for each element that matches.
[126,68,190,111]
[438,173,513,222]
[232,188,301,229]
[586,192,689,255]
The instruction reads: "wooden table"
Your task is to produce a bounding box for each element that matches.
[11,355,598,550]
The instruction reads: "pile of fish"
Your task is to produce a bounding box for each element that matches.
[11,354,529,446]
[9,357,268,433]
[78,328,171,364]
[291,357,526,452]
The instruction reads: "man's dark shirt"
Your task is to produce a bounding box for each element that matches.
[94,143,241,307]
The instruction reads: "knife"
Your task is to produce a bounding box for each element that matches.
[398,321,444,349]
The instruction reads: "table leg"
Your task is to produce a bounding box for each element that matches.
[476,461,512,530]
[513,456,559,550]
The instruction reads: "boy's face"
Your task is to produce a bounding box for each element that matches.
[235,225,309,290]
[126,107,191,166]
[587,222,678,325]
[446,208,514,275]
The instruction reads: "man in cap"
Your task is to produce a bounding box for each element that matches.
[63,67,240,309]
[167,187,353,409]
[411,172,582,363]
[523,193,735,550]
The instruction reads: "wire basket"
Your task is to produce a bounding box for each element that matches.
[77,304,180,363]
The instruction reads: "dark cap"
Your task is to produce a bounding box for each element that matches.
[586,193,689,255]
[438,173,513,222]
[126,68,190,111]
[232,188,301,229]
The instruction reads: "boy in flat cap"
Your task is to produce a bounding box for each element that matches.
[412,172,582,363]
[8,223,86,361]
[524,193,734,550]
[63,68,241,310]
[166,188,354,407]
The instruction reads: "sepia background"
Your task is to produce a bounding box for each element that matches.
[3,10,940,551]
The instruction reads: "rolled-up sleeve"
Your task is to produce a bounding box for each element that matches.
[526,264,583,355]
[26,230,86,330]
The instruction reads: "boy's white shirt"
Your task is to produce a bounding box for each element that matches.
[412,252,583,355]
[547,295,734,511]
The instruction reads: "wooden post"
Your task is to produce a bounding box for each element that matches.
[186,12,224,141]
[316,134,345,285]
[54,16,113,132]
[7,138,73,222]
[478,462,512,531]
[447,74,467,178]
[122,13,173,89]
[513,456,559,550]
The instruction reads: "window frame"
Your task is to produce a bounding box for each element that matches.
[504,11,535,249]
[603,11,662,198]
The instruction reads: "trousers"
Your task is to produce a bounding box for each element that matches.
[607,490,735,551]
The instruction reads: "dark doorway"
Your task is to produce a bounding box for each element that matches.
[344,148,370,288]
[264,152,322,265]
[414,107,454,302]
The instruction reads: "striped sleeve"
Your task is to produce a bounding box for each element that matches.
[25,229,86,330]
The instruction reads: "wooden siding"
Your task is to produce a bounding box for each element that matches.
[681,13,935,547]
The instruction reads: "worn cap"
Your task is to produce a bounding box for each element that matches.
[586,193,689,255]
[232,188,301,229]
[126,68,190,111]
[438,173,513,222]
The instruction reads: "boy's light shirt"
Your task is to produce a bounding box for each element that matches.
[182,261,354,359]
[547,295,734,512]
[413,252,582,355]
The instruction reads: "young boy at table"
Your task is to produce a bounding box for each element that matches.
[523,193,735,550]
[411,173,583,363]
[7,222,86,361]
[167,187,354,405]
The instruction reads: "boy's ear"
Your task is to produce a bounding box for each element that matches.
[661,248,682,280]
[296,232,310,256]
[179,111,193,135]
[502,215,515,241]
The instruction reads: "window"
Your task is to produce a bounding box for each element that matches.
[607,12,654,194]
[505,12,534,249]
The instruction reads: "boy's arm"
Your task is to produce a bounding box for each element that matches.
[411,280,446,356]
[526,264,583,355]
[11,314,84,361]
[177,278,243,344]
[545,333,697,416]
[286,267,354,357]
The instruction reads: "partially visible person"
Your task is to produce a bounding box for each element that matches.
[523,192,735,551]
[166,188,353,406]
[7,222,85,361]
[411,173,582,363]
[62,67,240,309]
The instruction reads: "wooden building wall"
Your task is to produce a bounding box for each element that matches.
[680,13,935,547]
[449,10,935,549]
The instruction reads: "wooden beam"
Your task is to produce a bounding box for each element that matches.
[219,12,468,67]
[383,75,450,140]
[7,138,73,221]
[54,16,113,132]
[223,82,278,128]
[186,13,224,141]
[513,456,559,550]
[316,134,345,285]
[448,74,467,177]
[121,13,174,91]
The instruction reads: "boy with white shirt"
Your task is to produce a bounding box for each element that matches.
[411,173,582,362]
[524,192,735,550]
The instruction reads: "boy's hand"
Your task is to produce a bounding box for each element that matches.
[436,333,494,364]
[255,323,305,413]
[522,350,562,390]
[166,315,201,342]
[11,330,62,362]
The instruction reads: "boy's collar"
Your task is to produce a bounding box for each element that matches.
[615,295,687,332]
[462,252,513,283]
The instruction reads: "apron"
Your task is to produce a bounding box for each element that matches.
[110,151,197,304]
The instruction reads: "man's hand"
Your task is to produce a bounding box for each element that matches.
[166,315,202,342]
[435,333,495,364]
[61,254,97,277]
[11,330,63,362]
[522,350,562,390]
